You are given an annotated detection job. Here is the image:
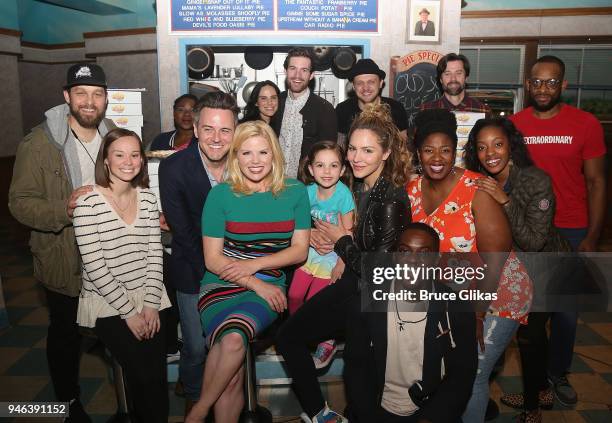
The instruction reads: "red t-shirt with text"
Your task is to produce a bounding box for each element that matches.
[510,104,606,228]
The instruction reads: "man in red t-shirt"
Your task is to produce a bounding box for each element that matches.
[508,56,606,410]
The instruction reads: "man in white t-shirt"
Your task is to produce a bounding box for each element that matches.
[346,223,477,422]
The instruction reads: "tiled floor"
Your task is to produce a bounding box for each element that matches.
[1,217,611,423]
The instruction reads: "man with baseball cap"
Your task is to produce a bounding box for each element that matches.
[335,58,408,145]
[9,63,115,422]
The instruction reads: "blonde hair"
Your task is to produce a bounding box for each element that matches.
[226,121,286,195]
[347,103,413,187]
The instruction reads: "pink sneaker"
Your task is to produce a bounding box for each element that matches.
[312,340,337,369]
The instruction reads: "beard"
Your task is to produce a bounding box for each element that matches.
[529,91,562,112]
[442,81,464,96]
[69,102,106,129]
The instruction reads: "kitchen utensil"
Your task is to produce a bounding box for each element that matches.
[189,82,220,98]
[237,75,247,90]
[187,46,215,80]
[331,47,357,79]
[244,47,274,70]
[310,46,335,72]
[242,81,259,103]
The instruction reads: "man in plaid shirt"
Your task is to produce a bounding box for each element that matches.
[421,53,491,116]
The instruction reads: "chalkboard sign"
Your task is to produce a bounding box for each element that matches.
[390,51,443,128]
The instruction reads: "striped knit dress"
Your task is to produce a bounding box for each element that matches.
[73,187,171,328]
[198,179,311,347]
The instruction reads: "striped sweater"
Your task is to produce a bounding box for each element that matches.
[73,187,170,327]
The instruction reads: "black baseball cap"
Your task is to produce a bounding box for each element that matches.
[348,58,386,82]
[64,63,107,90]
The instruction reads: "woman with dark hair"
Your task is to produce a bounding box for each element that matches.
[407,109,521,423]
[240,80,280,125]
[464,118,571,423]
[73,128,171,423]
[276,103,412,422]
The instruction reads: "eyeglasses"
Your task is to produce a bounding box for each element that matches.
[174,107,196,114]
[528,78,562,89]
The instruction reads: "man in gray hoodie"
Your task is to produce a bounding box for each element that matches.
[9,63,115,422]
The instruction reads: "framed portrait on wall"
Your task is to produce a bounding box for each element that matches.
[406,0,441,44]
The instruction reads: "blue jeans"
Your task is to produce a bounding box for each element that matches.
[176,290,207,401]
[548,227,586,377]
[462,316,519,423]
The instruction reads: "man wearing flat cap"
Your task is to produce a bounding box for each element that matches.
[9,63,115,422]
[336,58,408,145]
[414,8,435,36]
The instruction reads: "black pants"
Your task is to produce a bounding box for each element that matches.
[95,314,169,423]
[517,312,551,410]
[44,288,83,402]
[275,269,359,417]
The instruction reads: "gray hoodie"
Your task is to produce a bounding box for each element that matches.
[42,103,115,189]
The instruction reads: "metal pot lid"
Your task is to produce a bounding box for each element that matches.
[244,46,274,70]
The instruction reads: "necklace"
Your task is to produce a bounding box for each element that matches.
[71,128,99,167]
[394,296,427,331]
[109,192,135,214]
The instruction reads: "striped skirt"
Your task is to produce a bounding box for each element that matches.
[198,282,282,347]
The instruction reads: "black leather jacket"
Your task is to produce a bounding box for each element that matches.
[334,177,410,275]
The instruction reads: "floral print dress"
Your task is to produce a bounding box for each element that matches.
[407,169,532,324]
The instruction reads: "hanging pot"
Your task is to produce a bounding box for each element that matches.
[187,46,215,80]
[331,47,357,79]
[242,80,260,103]
[310,46,336,72]
[244,46,274,70]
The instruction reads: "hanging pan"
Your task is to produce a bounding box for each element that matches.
[310,46,336,72]
[331,47,357,79]
[244,46,274,70]
[187,46,215,80]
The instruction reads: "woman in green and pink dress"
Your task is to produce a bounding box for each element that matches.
[186,120,310,423]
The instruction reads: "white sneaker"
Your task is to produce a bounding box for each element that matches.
[301,403,347,423]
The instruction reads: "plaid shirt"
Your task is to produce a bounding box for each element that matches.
[421,93,491,116]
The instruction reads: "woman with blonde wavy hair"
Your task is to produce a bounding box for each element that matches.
[276,103,413,422]
[186,120,311,423]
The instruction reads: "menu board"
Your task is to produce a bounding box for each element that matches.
[171,0,274,31]
[277,0,378,32]
[390,51,443,128]
[170,0,377,32]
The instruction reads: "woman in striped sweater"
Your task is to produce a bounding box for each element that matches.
[73,128,171,423]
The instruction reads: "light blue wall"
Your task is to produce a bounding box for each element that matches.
[465,0,612,10]
[18,0,156,44]
[0,0,20,31]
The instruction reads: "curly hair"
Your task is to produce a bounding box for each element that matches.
[347,103,413,187]
[240,80,280,124]
[464,117,534,174]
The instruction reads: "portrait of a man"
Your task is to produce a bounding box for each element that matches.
[414,8,435,36]
[407,1,441,43]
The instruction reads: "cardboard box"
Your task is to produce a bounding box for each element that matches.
[108,90,142,104]
[107,103,142,116]
[110,115,144,128]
